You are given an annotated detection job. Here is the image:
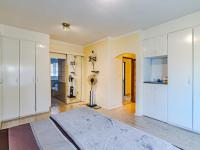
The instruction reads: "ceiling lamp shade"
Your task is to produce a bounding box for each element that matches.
[62,22,70,31]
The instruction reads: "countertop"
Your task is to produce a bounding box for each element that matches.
[144,81,168,85]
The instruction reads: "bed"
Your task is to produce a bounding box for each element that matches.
[0,107,182,150]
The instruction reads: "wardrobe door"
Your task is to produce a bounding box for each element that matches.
[36,42,50,113]
[20,40,36,117]
[193,26,200,132]
[0,37,2,125]
[2,37,20,120]
[168,29,193,129]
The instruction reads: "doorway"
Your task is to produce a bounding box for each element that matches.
[50,53,84,110]
[122,55,136,113]
[50,57,67,106]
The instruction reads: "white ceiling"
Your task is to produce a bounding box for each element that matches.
[0,0,200,45]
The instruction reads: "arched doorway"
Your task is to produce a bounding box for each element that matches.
[116,53,136,114]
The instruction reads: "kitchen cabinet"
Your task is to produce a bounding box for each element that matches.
[2,37,20,120]
[168,28,193,129]
[143,35,167,57]
[193,26,200,133]
[143,83,168,122]
[20,40,36,117]
[36,42,51,113]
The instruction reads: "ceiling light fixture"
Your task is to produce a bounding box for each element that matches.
[62,22,70,32]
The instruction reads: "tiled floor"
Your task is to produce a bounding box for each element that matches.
[1,98,200,150]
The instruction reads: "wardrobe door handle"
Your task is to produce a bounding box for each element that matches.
[187,77,191,86]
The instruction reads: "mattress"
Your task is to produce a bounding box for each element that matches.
[51,107,181,150]
[0,107,182,150]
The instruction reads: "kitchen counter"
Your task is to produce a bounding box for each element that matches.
[144,81,168,85]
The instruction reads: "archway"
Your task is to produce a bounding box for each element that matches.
[115,53,136,114]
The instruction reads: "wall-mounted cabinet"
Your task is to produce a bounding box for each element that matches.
[143,35,167,57]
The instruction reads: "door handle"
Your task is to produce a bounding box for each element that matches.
[187,77,191,86]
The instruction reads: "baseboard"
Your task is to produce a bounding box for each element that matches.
[135,111,143,116]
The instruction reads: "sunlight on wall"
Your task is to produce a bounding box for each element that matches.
[83,32,142,112]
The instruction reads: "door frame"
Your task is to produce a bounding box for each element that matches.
[122,57,136,103]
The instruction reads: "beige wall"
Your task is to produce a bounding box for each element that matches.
[84,39,110,108]
[50,39,84,55]
[84,33,143,114]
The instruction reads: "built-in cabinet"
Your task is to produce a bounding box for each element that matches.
[20,40,36,117]
[143,26,200,133]
[143,84,167,122]
[0,36,2,126]
[1,35,50,121]
[193,26,200,132]
[2,37,20,120]
[36,43,51,113]
[143,35,167,57]
[168,28,193,129]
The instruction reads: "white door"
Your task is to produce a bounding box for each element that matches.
[36,42,50,113]
[168,29,193,129]
[193,26,200,132]
[0,84,2,125]
[154,85,167,122]
[0,37,2,125]
[2,37,20,120]
[20,40,35,117]
[143,84,155,118]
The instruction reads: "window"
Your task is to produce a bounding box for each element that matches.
[51,59,58,80]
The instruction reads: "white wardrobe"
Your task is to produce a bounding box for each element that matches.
[0,36,2,125]
[168,29,193,129]
[143,24,200,133]
[193,26,200,133]
[2,37,20,120]
[168,27,200,132]
[0,25,50,121]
